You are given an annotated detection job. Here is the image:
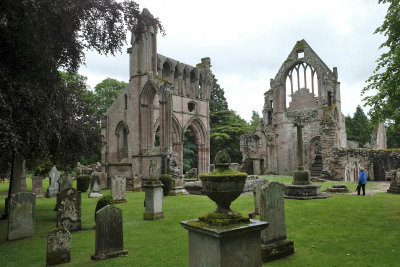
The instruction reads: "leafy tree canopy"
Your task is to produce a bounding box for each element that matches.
[249,110,261,131]
[362,0,400,123]
[345,105,372,147]
[94,78,128,116]
[0,0,162,166]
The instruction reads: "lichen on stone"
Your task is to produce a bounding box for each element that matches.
[190,212,250,227]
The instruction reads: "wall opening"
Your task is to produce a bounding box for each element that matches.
[285,62,318,108]
[116,123,129,161]
[162,62,171,80]
[124,94,128,110]
[183,128,198,174]
[188,102,195,112]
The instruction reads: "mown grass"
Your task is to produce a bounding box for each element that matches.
[0,175,399,266]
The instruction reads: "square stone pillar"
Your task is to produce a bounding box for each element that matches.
[181,219,268,267]
[143,179,164,220]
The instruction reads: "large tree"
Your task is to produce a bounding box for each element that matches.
[345,106,372,147]
[362,0,400,123]
[209,76,250,163]
[94,78,128,117]
[0,0,163,195]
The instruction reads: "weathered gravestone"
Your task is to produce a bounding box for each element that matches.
[99,172,108,190]
[133,174,142,192]
[89,171,103,198]
[388,170,400,194]
[57,188,81,232]
[46,227,71,266]
[7,192,36,241]
[58,173,74,193]
[111,176,126,203]
[260,181,294,262]
[91,205,128,260]
[46,166,60,198]
[253,183,263,215]
[32,176,44,198]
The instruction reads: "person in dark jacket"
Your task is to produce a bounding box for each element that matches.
[357,168,367,196]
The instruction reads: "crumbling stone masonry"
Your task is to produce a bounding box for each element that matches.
[101,10,212,189]
[241,39,395,181]
[241,40,347,176]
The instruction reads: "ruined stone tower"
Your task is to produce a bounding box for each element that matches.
[101,9,213,189]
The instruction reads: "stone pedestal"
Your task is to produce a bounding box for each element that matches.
[181,219,268,267]
[285,170,330,200]
[169,178,188,196]
[143,179,164,220]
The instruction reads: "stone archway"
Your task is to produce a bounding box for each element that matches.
[183,117,209,175]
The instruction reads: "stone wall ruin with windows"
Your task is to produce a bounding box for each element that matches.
[101,10,212,189]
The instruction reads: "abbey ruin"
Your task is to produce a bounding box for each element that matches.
[101,10,212,189]
[241,40,400,181]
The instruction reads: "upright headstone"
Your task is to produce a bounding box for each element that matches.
[388,170,400,194]
[20,159,27,192]
[133,174,142,192]
[7,192,36,241]
[32,176,44,198]
[46,227,71,266]
[46,166,60,198]
[253,184,263,215]
[111,176,126,203]
[58,173,74,192]
[57,188,81,232]
[89,171,103,198]
[99,172,107,190]
[260,181,294,262]
[91,205,128,260]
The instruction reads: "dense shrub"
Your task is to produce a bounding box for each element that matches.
[215,150,231,164]
[76,175,90,192]
[159,174,173,196]
[95,195,114,220]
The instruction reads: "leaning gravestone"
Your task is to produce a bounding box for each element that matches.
[111,176,126,203]
[89,171,103,198]
[7,192,36,241]
[46,166,60,198]
[260,181,294,262]
[57,188,81,232]
[46,227,71,266]
[91,205,128,260]
[32,176,44,198]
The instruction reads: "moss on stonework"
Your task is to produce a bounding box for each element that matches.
[321,104,336,121]
[199,168,247,180]
[153,74,173,85]
[189,212,250,227]
[295,40,306,50]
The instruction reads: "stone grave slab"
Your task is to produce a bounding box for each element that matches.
[91,205,128,260]
[111,176,126,203]
[57,188,81,232]
[46,166,60,198]
[32,176,44,198]
[46,227,71,266]
[89,171,103,198]
[7,192,36,241]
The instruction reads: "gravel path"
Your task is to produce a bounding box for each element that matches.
[347,181,390,196]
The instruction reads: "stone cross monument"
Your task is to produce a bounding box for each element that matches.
[294,116,305,170]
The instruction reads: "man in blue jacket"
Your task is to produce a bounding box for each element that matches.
[357,168,367,196]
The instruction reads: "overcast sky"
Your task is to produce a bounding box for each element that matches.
[79,0,388,121]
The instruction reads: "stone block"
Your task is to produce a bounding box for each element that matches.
[57,173,73,192]
[46,227,71,266]
[99,172,107,189]
[143,179,164,220]
[92,205,128,260]
[261,239,295,262]
[181,219,268,267]
[292,170,311,185]
[7,192,36,241]
[57,188,81,232]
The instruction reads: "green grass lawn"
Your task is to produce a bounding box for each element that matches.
[0,176,399,266]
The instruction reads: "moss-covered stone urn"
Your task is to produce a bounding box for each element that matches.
[199,151,247,214]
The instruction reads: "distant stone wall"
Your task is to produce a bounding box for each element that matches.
[323,148,400,181]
